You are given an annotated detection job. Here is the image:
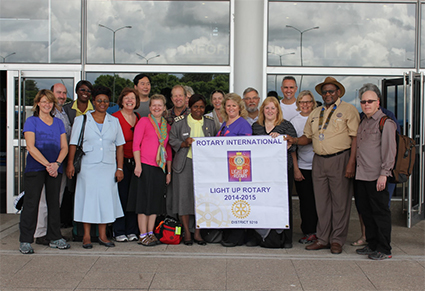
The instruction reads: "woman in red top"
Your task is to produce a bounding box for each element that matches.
[112,88,141,242]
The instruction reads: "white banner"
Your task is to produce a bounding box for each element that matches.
[192,135,289,229]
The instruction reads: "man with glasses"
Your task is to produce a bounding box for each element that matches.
[280,76,299,121]
[354,83,396,260]
[286,77,360,254]
[242,87,261,126]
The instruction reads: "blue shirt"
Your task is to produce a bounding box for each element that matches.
[23,116,66,173]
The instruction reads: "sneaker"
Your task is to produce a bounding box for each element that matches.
[149,233,161,245]
[138,235,156,246]
[356,245,375,255]
[49,238,71,249]
[299,233,317,244]
[19,242,34,254]
[115,235,129,242]
[368,252,392,260]
[127,234,138,242]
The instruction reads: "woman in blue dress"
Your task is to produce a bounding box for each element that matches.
[67,86,125,249]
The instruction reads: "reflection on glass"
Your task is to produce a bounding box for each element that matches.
[0,0,81,63]
[267,75,405,113]
[268,2,415,67]
[87,1,230,65]
[86,72,229,105]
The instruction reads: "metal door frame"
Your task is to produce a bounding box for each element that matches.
[6,70,80,213]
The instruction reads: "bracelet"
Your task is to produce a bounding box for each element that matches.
[167,172,171,175]
[294,137,298,145]
[117,168,123,171]
[56,161,62,167]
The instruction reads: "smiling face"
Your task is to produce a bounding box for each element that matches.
[281,79,298,100]
[37,96,54,115]
[122,92,136,111]
[93,94,110,114]
[190,100,206,120]
[171,87,186,110]
[263,100,278,122]
[77,84,91,103]
[52,83,67,107]
[361,91,380,118]
[134,77,151,99]
[321,84,340,107]
[225,99,240,120]
[299,95,314,115]
[211,92,224,110]
[150,99,166,119]
[243,91,260,113]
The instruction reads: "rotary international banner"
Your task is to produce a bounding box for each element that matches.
[192,135,289,229]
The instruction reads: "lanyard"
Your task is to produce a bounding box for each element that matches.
[318,104,337,132]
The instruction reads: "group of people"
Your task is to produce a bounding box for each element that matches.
[19,74,397,261]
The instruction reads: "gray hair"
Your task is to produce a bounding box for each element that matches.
[358,83,382,100]
[183,85,194,96]
[242,87,259,97]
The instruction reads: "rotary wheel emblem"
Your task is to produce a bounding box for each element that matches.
[231,200,250,219]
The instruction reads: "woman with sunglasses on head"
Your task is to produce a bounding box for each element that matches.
[67,86,125,249]
[63,80,94,126]
[111,88,141,243]
[290,91,319,245]
[205,89,225,130]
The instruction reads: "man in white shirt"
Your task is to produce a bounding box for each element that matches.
[280,76,299,121]
[243,87,260,126]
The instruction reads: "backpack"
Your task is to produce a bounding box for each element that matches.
[379,116,416,183]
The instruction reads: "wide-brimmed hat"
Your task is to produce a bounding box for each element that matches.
[315,77,345,97]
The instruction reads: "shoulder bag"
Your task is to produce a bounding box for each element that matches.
[73,114,87,174]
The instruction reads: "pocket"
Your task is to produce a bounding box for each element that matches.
[83,144,94,152]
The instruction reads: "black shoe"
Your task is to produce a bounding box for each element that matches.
[82,243,93,249]
[35,236,50,246]
[98,238,115,247]
[283,243,293,249]
[246,238,259,247]
[221,240,237,247]
[183,239,193,246]
[194,239,207,246]
[356,245,374,255]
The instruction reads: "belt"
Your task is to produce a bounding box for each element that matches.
[317,148,350,158]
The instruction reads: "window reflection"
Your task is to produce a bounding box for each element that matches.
[87,1,230,65]
[268,2,415,67]
[0,0,81,63]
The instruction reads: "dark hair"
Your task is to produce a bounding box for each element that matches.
[282,76,297,87]
[210,89,225,100]
[133,73,151,86]
[75,80,93,94]
[117,88,140,109]
[189,94,207,108]
[92,86,112,101]
[267,90,279,99]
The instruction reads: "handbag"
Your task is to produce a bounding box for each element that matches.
[73,114,87,174]
[154,216,182,244]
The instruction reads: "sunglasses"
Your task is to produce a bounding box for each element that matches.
[321,90,336,95]
[360,99,378,105]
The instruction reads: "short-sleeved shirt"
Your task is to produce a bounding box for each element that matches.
[280,101,298,122]
[304,98,360,156]
[71,100,93,117]
[134,100,150,118]
[217,116,252,136]
[23,116,66,173]
[291,113,314,170]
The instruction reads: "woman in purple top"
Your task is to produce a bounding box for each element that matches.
[216,93,251,247]
[19,89,70,254]
[217,93,252,137]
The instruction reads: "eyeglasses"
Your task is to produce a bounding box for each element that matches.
[360,99,378,104]
[321,90,336,95]
[299,101,313,105]
[243,97,260,102]
[78,88,92,93]
[95,99,110,104]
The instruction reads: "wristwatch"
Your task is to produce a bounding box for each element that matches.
[56,161,62,167]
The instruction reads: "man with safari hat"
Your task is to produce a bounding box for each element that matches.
[286,76,360,254]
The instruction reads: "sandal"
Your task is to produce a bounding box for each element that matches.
[351,237,367,246]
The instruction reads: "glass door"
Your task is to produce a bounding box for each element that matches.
[6,70,79,213]
[381,72,425,227]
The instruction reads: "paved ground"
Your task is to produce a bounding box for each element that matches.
[0,212,424,291]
